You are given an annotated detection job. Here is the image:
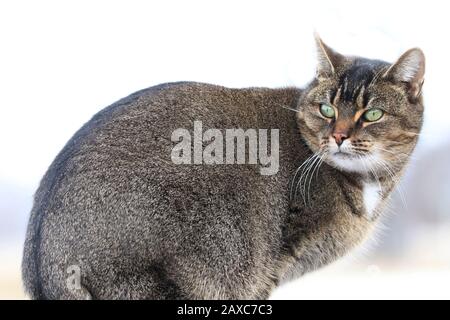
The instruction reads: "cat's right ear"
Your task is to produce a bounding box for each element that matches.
[315,34,346,80]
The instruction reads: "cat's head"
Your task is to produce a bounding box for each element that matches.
[297,36,425,174]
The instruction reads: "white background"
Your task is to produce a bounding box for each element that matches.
[1,0,450,299]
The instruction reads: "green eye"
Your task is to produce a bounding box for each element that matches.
[320,104,335,118]
[363,108,384,122]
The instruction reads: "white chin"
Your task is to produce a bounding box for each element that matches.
[328,153,374,173]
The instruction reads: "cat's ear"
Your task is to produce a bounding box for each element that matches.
[315,34,346,80]
[383,48,425,98]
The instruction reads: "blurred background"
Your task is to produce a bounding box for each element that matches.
[1,0,449,299]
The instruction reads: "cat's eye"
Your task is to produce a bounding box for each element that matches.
[319,104,335,119]
[363,108,384,122]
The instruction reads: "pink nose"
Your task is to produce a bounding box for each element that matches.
[332,132,348,146]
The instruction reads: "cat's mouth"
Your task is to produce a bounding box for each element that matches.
[332,150,358,159]
[324,139,376,173]
[327,148,378,173]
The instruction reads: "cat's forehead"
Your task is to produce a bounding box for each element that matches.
[336,59,388,103]
[310,58,404,112]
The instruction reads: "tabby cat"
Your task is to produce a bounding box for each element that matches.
[22,36,425,299]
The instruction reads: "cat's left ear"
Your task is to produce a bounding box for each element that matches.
[315,34,346,80]
[383,48,425,98]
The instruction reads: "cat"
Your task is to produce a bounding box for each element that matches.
[22,36,425,299]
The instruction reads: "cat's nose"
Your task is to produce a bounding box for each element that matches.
[332,132,348,146]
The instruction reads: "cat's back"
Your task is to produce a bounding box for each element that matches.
[35,81,301,209]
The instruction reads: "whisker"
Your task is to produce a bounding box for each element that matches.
[378,158,408,209]
[360,154,383,197]
[306,151,327,206]
[366,153,408,210]
[289,152,319,202]
[402,131,437,137]
[281,105,300,113]
[293,149,327,206]
[299,153,322,205]
[372,146,416,162]
[368,66,389,89]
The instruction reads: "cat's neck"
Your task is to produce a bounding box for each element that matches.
[343,164,406,197]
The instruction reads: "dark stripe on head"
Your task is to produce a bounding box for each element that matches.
[338,59,388,104]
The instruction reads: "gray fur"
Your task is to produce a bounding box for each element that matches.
[22,41,424,299]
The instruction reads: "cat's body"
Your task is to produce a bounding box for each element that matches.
[22,38,425,299]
